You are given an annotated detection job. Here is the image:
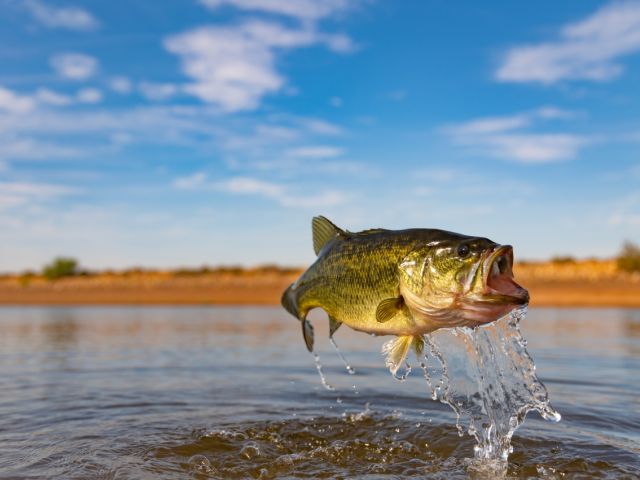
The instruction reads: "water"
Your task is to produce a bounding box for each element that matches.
[1,307,638,478]
[416,308,560,467]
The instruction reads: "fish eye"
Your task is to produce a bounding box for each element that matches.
[457,244,470,258]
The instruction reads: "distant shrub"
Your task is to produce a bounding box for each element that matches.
[19,270,36,287]
[42,257,78,280]
[617,241,640,273]
[551,255,576,264]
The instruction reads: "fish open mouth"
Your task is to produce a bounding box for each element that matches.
[482,245,529,304]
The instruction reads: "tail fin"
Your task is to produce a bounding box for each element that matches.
[281,284,314,352]
[382,335,424,375]
[281,284,299,319]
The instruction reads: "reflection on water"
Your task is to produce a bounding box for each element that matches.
[0,307,638,478]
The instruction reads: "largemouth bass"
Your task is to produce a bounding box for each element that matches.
[281,216,529,374]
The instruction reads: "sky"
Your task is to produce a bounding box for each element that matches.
[1,0,640,272]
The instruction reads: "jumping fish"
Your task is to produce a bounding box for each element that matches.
[281,216,529,374]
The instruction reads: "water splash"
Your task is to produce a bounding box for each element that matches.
[313,352,335,391]
[329,337,356,375]
[421,306,561,463]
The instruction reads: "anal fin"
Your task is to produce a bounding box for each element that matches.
[382,335,424,375]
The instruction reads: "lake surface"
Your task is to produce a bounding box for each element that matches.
[0,307,638,479]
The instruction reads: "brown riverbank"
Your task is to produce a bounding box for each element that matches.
[0,261,639,307]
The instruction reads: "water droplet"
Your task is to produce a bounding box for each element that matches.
[312,352,335,391]
[330,337,356,374]
[240,441,261,459]
[188,454,214,474]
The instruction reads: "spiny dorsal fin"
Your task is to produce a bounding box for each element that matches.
[312,216,344,256]
[376,296,404,323]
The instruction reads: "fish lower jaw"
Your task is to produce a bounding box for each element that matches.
[457,299,521,326]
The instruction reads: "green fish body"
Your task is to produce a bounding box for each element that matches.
[282,217,529,373]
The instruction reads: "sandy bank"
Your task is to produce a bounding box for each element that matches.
[0,260,639,307]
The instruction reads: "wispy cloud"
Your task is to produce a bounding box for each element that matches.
[443,107,589,163]
[50,53,98,81]
[198,0,352,22]
[76,88,103,104]
[496,1,640,84]
[23,0,99,31]
[0,181,76,210]
[35,88,73,106]
[109,76,133,94]
[0,101,348,178]
[0,86,36,114]
[165,19,353,112]
[0,138,84,161]
[173,173,348,208]
[138,82,178,101]
[287,145,344,158]
[173,172,207,190]
[217,176,349,207]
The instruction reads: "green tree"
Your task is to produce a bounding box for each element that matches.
[42,257,79,280]
[617,241,640,273]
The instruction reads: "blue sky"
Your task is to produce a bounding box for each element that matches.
[1,0,639,271]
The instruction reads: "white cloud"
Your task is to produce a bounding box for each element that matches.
[138,82,178,101]
[173,172,207,189]
[0,103,348,180]
[0,138,83,161]
[109,76,133,94]
[174,173,347,207]
[217,176,348,207]
[35,88,73,106]
[0,86,36,114]
[220,176,284,196]
[24,0,99,31]
[199,0,351,22]
[287,145,343,158]
[302,118,344,135]
[444,107,588,163]
[497,1,640,84]
[50,53,98,81]
[0,181,76,210]
[475,133,587,163]
[165,20,353,112]
[76,88,103,104]
[449,114,530,136]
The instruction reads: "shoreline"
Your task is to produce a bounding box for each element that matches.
[0,278,639,308]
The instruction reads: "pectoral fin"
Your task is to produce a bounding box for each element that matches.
[376,296,404,323]
[302,319,314,352]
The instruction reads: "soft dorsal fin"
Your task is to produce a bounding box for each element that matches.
[312,216,344,255]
